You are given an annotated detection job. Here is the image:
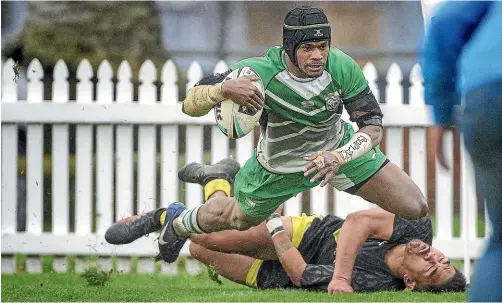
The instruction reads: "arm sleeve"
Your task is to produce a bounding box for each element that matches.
[422,2,491,125]
[182,70,231,117]
[342,86,383,128]
[182,84,226,117]
[299,264,334,291]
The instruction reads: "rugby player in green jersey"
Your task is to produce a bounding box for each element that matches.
[106,5,429,294]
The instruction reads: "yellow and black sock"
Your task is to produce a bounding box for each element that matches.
[159,211,167,225]
[157,179,231,227]
[204,179,231,201]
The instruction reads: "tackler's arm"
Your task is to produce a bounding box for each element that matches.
[266,214,307,287]
[331,209,395,288]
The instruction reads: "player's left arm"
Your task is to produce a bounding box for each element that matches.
[303,59,382,185]
[343,87,383,146]
[335,58,384,164]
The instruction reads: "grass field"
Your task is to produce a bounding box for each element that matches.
[1,272,467,302]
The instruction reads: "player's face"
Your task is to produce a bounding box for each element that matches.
[295,40,329,78]
[402,239,456,290]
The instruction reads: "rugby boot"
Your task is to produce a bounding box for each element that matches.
[105,208,165,245]
[157,202,187,263]
[178,156,240,185]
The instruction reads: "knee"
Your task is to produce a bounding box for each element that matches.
[418,198,429,218]
[395,189,428,220]
[411,195,429,219]
[230,209,256,231]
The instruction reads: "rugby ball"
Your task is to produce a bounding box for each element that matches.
[214,67,264,139]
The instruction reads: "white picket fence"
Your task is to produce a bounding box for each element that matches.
[1,58,487,280]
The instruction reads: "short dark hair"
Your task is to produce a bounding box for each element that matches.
[418,267,466,293]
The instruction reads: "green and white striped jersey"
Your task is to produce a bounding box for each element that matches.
[233,46,368,174]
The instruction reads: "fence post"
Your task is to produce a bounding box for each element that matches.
[2,59,19,273]
[159,59,180,274]
[114,60,135,273]
[184,61,204,275]
[96,60,114,235]
[115,61,134,220]
[26,58,44,237]
[51,59,71,272]
[75,59,94,240]
[385,63,404,169]
[408,64,427,196]
[137,60,158,215]
[160,61,179,204]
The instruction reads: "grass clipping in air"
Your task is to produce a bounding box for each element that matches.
[81,265,113,286]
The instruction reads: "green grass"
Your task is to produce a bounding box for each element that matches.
[1,272,467,302]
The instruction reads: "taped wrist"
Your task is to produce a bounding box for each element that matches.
[266,213,284,238]
[332,132,372,164]
[182,84,226,117]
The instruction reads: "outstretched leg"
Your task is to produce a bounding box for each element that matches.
[189,242,256,286]
[104,157,243,245]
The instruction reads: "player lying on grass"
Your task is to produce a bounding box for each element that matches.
[106,158,465,293]
[188,210,465,293]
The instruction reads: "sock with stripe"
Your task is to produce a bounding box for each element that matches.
[204,178,231,201]
[173,205,205,238]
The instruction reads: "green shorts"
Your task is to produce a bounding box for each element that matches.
[233,122,387,221]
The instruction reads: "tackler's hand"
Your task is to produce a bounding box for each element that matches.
[221,75,264,112]
[303,151,342,187]
[327,278,354,294]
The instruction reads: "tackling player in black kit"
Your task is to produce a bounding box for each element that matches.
[106,158,466,293]
[188,208,465,293]
[108,201,466,293]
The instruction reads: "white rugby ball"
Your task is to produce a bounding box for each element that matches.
[214,67,264,139]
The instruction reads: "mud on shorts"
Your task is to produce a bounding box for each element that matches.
[233,122,388,222]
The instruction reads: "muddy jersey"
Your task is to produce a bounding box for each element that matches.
[257,215,433,292]
[233,46,368,174]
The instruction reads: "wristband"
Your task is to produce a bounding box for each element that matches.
[332,132,372,164]
[266,213,285,238]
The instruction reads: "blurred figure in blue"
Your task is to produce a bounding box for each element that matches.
[422,2,502,301]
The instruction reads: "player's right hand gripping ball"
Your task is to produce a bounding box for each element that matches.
[214,67,264,139]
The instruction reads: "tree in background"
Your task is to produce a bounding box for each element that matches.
[3,1,169,76]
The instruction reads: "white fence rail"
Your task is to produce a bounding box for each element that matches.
[1,58,487,278]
